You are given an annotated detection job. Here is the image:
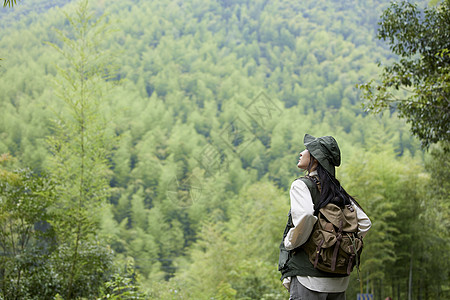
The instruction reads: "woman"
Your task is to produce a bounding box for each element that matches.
[278,134,371,300]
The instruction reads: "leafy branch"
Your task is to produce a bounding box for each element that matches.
[3,0,19,8]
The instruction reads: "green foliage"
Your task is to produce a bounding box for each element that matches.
[50,240,114,299]
[100,258,148,300]
[359,0,450,149]
[0,156,56,299]
[173,182,288,299]
[0,156,115,299]
[420,146,450,298]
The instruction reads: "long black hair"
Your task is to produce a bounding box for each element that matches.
[311,158,363,216]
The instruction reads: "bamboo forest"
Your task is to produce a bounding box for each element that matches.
[0,0,448,299]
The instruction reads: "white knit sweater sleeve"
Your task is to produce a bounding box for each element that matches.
[283,179,317,250]
[354,201,371,238]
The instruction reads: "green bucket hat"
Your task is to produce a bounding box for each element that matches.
[303,134,341,177]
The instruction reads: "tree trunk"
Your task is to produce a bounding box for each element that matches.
[408,254,413,300]
[418,278,422,300]
[366,272,369,294]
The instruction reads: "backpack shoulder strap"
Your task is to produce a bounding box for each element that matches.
[297,176,321,208]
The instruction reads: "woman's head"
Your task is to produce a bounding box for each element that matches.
[300,134,360,215]
[303,134,341,177]
[297,149,318,172]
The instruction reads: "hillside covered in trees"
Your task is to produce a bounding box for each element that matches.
[0,0,448,299]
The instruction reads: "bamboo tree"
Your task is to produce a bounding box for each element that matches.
[46,0,117,298]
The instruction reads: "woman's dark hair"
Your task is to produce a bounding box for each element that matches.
[313,161,362,216]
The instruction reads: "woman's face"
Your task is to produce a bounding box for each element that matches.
[297,149,311,170]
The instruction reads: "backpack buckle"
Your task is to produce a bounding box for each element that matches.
[346,204,354,212]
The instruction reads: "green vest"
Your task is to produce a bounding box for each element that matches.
[278,176,346,280]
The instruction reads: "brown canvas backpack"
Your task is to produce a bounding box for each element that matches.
[302,201,363,275]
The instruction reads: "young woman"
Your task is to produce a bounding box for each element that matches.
[278,134,371,300]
